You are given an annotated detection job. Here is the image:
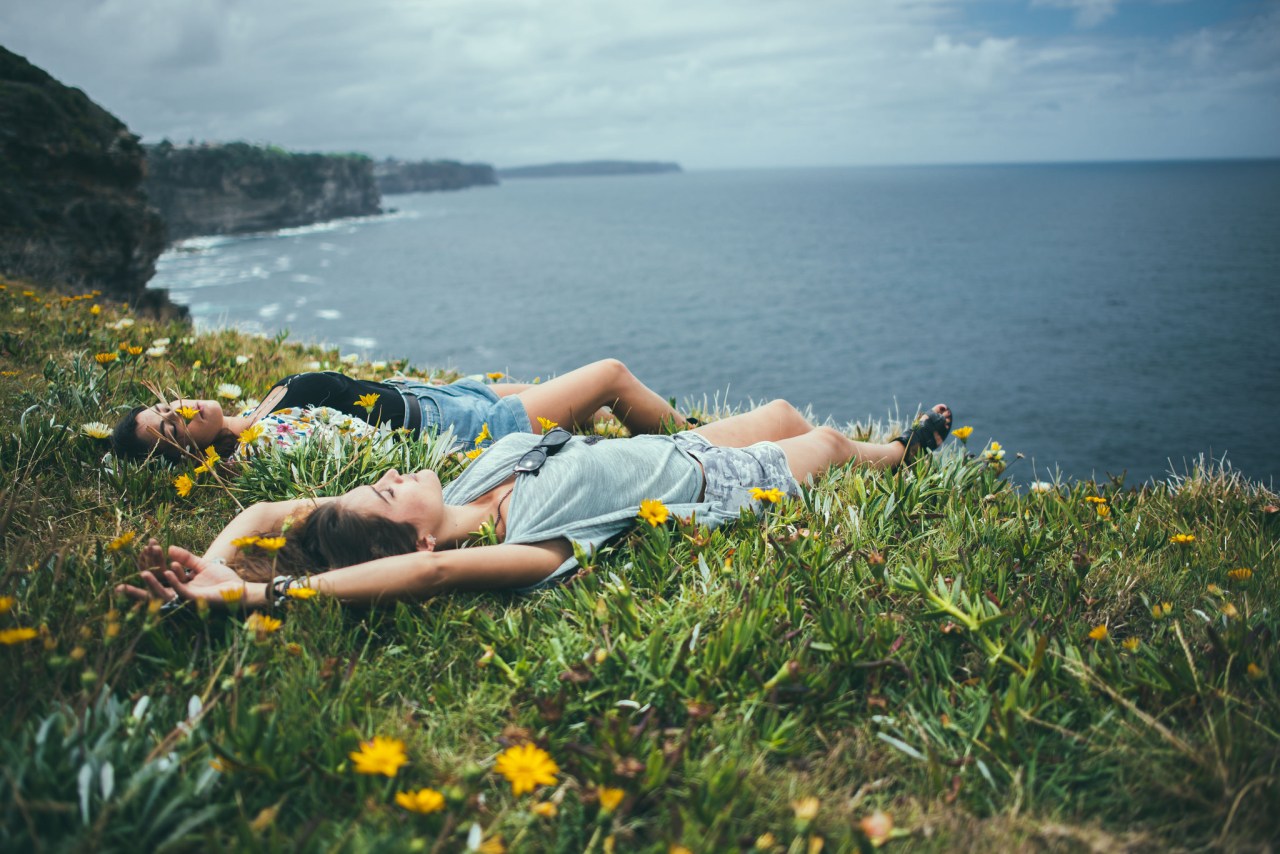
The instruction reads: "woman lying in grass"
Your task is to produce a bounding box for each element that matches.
[120,402,953,609]
[110,358,692,462]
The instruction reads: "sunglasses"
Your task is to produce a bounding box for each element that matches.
[514,427,572,475]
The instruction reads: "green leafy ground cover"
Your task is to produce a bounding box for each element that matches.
[0,279,1276,852]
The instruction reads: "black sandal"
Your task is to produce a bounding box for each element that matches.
[892,405,953,463]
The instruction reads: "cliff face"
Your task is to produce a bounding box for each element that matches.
[0,47,171,312]
[144,142,382,241]
[374,158,497,195]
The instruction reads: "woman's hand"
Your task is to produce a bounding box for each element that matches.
[117,541,251,608]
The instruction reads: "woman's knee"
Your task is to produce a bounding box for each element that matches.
[762,399,808,430]
[591,358,631,384]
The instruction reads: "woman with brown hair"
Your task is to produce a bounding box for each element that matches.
[119,402,953,608]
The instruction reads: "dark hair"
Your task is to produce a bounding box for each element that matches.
[110,406,154,461]
[110,405,239,463]
[229,502,420,583]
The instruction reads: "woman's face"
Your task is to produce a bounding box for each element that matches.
[134,399,226,456]
[341,468,444,547]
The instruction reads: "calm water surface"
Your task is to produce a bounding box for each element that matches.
[150,161,1280,486]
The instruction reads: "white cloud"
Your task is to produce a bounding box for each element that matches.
[1,0,1276,167]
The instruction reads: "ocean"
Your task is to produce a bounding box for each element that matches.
[149,160,1280,487]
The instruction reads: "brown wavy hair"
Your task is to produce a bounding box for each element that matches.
[229,502,421,582]
[110,405,238,463]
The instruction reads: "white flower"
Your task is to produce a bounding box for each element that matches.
[217,383,242,400]
[235,355,250,365]
[371,360,388,370]
[81,422,111,439]
[1029,481,1054,494]
[145,346,167,357]
[241,398,260,412]
[179,336,196,345]
[151,337,171,347]
[341,353,359,365]
[110,318,135,330]
[304,361,321,371]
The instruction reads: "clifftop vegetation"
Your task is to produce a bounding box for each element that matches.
[1,277,1276,851]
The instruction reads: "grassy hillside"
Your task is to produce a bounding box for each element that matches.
[0,278,1276,852]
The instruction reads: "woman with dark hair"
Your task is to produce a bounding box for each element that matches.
[119,402,953,608]
[110,358,693,463]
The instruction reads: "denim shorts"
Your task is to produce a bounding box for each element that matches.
[671,431,801,514]
[390,378,531,451]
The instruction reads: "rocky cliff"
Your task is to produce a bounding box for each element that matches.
[0,47,171,312]
[373,158,497,195]
[143,142,382,241]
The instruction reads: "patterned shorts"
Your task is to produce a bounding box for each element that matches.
[671,431,801,514]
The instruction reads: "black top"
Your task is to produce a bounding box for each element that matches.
[269,372,408,428]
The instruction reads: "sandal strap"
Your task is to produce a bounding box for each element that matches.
[894,409,951,453]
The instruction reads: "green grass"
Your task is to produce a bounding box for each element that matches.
[1,279,1277,852]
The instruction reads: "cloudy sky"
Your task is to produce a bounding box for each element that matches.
[4,0,1278,168]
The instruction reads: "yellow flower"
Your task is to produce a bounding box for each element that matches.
[749,487,784,504]
[1151,602,1172,619]
[286,586,318,600]
[1095,504,1111,519]
[791,796,820,822]
[465,448,484,461]
[219,588,244,604]
[169,405,197,421]
[637,498,670,527]
[951,425,973,440]
[356,392,381,410]
[1084,496,1107,504]
[1207,584,1223,596]
[90,304,101,315]
[1170,533,1196,545]
[0,596,13,614]
[245,613,283,634]
[531,801,558,818]
[537,417,559,432]
[395,787,445,814]
[81,422,111,439]
[254,537,287,552]
[94,352,118,365]
[1247,663,1264,681]
[479,837,506,854]
[1227,567,1252,581]
[107,532,137,552]
[1088,624,1109,641]
[493,743,559,795]
[237,423,264,446]
[474,423,492,446]
[1222,603,1239,619]
[193,446,221,475]
[231,535,261,549]
[0,627,38,645]
[1122,638,1140,651]
[487,372,505,381]
[349,735,409,777]
[598,786,625,813]
[174,474,194,497]
[126,346,144,356]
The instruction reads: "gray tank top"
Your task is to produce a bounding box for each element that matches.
[442,433,734,589]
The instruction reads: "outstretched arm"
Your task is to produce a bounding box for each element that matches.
[127,538,573,609]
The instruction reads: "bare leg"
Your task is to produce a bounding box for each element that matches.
[691,399,814,448]
[774,403,952,481]
[513,359,685,434]
[775,427,904,482]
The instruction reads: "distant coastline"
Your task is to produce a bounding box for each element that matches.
[498,160,682,179]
